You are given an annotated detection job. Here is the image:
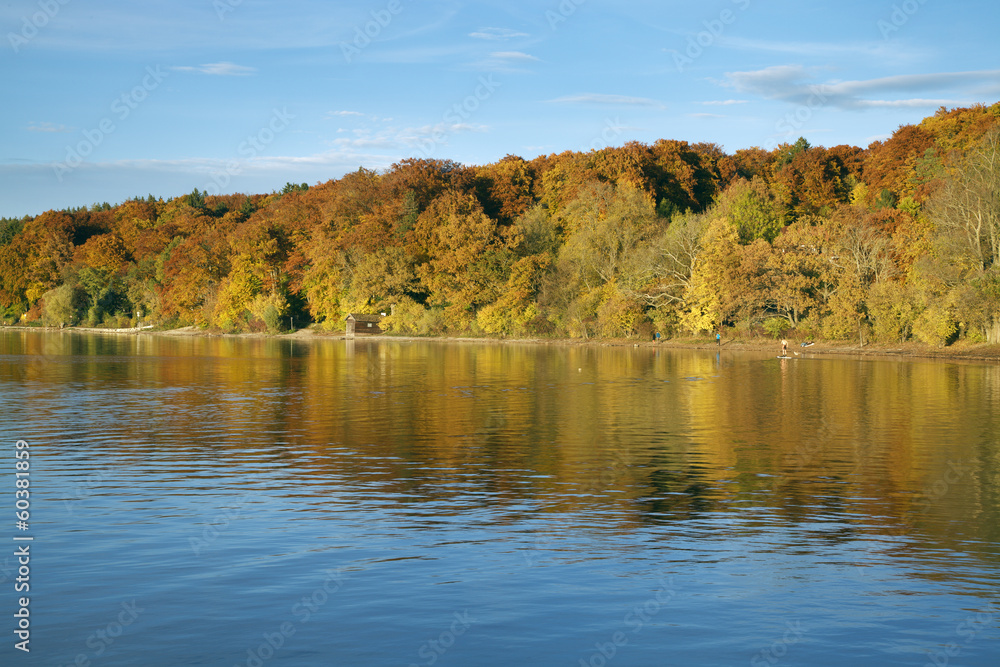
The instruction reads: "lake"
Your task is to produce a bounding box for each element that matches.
[1,330,998,666]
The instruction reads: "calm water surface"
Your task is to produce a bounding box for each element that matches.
[1,331,998,666]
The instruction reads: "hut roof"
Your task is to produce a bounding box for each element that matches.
[346,313,383,323]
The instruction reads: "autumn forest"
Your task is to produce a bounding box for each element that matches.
[3,103,1000,345]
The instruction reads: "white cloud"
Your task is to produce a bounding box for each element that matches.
[689,113,725,119]
[330,122,489,153]
[865,133,893,144]
[325,111,382,122]
[722,66,998,110]
[470,50,541,72]
[171,62,257,76]
[29,151,397,178]
[547,94,667,109]
[719,37,899,60]
[491,51,539,62]
[470,27,529,41]
[702,100,748,106]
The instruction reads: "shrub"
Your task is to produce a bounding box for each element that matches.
[380,297,425,335]
[913,306,957,346]
[596,289,645,338]
[868,282,917,343]
[248,292,289,334]
[762,317,790,339]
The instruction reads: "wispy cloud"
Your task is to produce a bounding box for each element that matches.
[171,62,257,76]
[702,100,748,106]
[470,27,529,41]
[865,133,893,144]
[719,37,900,60]
[491,51,539,62]
[547,93,667,109]
[327,111,367,118]
[470,49,541,73]
[722,66,997,110]
[26,122,73,133]
[689,113,726,119]
[330,123,489,152]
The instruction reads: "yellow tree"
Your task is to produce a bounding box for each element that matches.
[476,254,551,335]
[768,223,825,326]
[557,182,659,287]
[550,182,660,336]
[681,219,776,332]
[414,191,512,328]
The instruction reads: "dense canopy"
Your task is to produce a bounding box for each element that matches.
[4,103,1000,345]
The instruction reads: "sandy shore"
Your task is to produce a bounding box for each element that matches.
[4,324,1000,363]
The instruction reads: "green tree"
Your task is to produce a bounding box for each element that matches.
[0,218,23,246]
[41,284,84,326]
[281,182,309,195]
[722,178,782,244]
[186,188,206,210]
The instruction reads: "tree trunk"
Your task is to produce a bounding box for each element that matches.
[988,316,1000,344]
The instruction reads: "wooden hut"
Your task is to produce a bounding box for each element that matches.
[346,313,383,337]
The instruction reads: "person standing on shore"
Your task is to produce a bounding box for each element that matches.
[716,332,721,347]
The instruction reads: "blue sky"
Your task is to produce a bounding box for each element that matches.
[2,0,999,218]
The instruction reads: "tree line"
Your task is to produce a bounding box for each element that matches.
[2,104,999,345]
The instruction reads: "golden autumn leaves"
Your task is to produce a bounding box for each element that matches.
[2,104,1000,344]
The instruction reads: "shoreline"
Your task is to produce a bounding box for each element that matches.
[4,324,1000,363]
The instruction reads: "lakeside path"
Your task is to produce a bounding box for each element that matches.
[3,324,1000,364]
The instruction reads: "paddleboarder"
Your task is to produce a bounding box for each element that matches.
[781,339,788,357]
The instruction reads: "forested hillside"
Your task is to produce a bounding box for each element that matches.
[3,104,1000,344]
